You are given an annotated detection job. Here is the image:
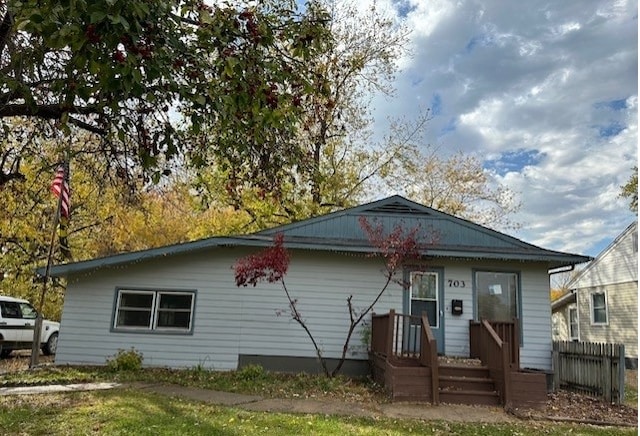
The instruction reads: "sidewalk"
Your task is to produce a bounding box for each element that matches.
[0,382,517,423]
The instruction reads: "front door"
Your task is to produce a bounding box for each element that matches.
[406,270,444,354]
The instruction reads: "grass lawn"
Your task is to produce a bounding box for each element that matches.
[0,364,636,435]
[0,388,635,436]
[625,370,638,408]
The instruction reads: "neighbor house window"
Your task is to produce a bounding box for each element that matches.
[591,291,608,325]
[475,271,519,322]
[114,289,195,332]
[568,307,578,340]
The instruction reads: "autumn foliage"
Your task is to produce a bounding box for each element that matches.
[233,217,424,377]
[234,233,289,287]
[358,216,421,273]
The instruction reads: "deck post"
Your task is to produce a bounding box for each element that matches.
[386,309,395,358]
[552,342,560,391]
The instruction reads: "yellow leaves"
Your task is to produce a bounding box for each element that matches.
[550,289,567,302]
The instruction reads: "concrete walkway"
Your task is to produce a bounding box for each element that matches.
[0,382,517,423]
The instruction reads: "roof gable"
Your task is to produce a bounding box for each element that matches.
[567,221,638,289]
[258,195,560,254]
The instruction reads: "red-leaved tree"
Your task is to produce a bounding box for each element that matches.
[234,218,425,377]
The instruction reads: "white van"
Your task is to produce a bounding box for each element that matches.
[0,296,59,358]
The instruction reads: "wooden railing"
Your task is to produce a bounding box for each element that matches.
[470,319,520,370]
[372,311,437,357]
[371,310,439,403]
[371,309,395,357]
[419,313,439,404]
[476,320,511,406]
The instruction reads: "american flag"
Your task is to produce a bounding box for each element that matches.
[50,162,70,218]
[50,162,72,259]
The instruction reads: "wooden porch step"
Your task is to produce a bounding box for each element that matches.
[437,362,499,406]
[439,389,501,406]
[439,363,490,378]
[439,375,495,392]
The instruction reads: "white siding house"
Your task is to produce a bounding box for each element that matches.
[560,221,638,368]
[46,196,590,374]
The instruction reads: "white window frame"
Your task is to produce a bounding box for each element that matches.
[410,271,439,329]
[114,289,195,333]
[568,306,579,340]
[590,290,608,325]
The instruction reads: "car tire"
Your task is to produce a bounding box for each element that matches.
[42,332,58,356]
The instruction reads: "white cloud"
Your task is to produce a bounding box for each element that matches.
[362,0,637,256]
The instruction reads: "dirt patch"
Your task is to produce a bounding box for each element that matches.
[513,389,637,426]
[0,351,54,374]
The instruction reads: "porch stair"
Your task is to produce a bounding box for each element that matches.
[370,311,540,408]
[438,362,501,406]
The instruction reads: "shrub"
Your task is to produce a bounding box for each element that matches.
[106,348,144,372]
[236,364,266,381]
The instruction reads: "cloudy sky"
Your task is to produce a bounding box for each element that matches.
[360,0,637,258]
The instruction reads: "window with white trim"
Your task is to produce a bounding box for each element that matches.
[114,289,194,332]
[568,307,578,340]
[590,291,608,325]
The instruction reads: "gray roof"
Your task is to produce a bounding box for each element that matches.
[40,195,591,278]
[551,290,577,312]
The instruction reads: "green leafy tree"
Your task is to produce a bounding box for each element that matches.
[191,0,410,222]
[296,0,409,206]
[619,166,638,212]
[0,124,255,319]
[1,0,331,188]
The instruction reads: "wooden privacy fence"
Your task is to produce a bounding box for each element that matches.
[552,341,625,403]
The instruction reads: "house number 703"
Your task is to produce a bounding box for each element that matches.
[448,280,466,288]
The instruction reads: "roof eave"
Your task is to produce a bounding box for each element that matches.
[41,237,591,278]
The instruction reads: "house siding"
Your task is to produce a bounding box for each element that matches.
[572,223,637,289]
[576,281,638,359]
[56,250,555,371]
[237,251,401,361]
[552,305,573,341]
[56,249,402,369]
[570,222,638,361]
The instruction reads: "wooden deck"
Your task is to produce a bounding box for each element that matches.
[370,310,547,409]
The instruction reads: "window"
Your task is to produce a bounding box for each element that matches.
[591,291,608,325]
[19,303,37,319]
[410,272,438,328]
[568,307,578,340]
[0,302,21,319]
[114,289,195,332]
[475,271,519,322]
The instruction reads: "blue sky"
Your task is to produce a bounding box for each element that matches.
[357,0,637,258]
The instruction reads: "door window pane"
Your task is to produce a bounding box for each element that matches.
[411,272,438,327]
[1,302,21,318]
[476,271,518,322]
[413,273,437,299]
[19,303,37,319]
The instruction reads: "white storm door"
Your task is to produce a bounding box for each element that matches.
[409,271,444,354]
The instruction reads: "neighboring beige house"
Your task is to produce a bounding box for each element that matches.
[552,221,638,368]
[551,290,578,342]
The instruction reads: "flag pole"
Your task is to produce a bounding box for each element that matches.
[29,163,65,368]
